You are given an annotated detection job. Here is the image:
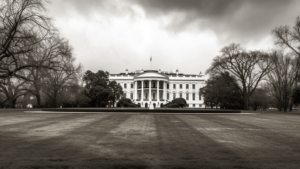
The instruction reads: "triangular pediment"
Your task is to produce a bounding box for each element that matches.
[134,71,168,79]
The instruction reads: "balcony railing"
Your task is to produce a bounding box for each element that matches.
[137,87,165,89]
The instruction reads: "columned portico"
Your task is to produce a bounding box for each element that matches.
[149,80,152,102]
[141,80,144,102]
[157,80,159,102]
[132,71,169,108]
[163,81,166,101]
[134,81,137,100]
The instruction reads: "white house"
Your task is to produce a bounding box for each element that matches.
[109,69,206,108]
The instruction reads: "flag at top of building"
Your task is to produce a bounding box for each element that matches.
[150,56,152,61]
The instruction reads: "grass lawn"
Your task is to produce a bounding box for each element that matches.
[0,110,300,169]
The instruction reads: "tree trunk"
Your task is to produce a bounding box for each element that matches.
[253,106,257,111]
[9,99,15,108]
[53,95,57,108]
[243,94,249,110]
[36,94,41,108]
[283,102,288,112]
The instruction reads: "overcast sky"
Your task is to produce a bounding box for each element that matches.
[47,0,300,74]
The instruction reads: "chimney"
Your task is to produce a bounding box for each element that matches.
[125,69,128,74]
[158,69,161,73]
[176,69,179,75]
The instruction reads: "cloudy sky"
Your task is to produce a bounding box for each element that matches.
[47,0,300,74]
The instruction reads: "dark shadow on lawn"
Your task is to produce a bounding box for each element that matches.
[0,114,154,169]
[0,133,150,169]
[154,115,251,169]
[197,115,300,160]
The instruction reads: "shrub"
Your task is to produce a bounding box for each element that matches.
[117,97,140,107]
[163,103,181,108]
[78,96,91,107]
[163,98,188,108]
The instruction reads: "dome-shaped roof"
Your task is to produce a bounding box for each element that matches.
[134,70,168,81]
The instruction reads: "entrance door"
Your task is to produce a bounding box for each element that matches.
[153,103,156,108]
[145,103,148,108]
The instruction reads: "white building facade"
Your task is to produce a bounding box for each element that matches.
[109,69,205,108]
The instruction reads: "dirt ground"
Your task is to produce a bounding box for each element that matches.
[0,110,300,169]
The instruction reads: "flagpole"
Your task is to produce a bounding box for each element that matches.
[150,56,152,70]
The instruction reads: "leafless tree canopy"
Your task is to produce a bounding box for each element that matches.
[0,0,54,79]
[207,43,273,110]
[267,50,300,112]
[0,0,82,108]
[273,16,300,57]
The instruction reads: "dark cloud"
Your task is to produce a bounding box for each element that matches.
[49,0,300,44]
[49,0,135,20]
[130,0,300,43]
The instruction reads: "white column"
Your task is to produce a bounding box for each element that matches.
[134,81,137,100]
[163,81,166,101]
[149,80,152,102]
[141,80,144,101]
[157,80,159,101]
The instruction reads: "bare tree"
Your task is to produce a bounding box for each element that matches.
[267,50,299,112]
[272,16,300,111]
[25,36,68,108]
[207,43,273,110]
[0,76,28,108]
[0,0,53,79]
[273,16,300,57]
[42,42,82,107]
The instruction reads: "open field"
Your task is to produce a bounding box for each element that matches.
[1,110,300,168]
